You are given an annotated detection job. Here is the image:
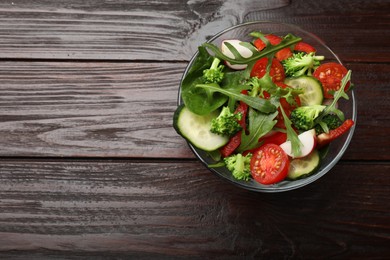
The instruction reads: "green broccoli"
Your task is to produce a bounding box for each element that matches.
[224,153,252,181]
[203,57,225,84]
[290,105,326,131]
[282,52,324,77]
[314,114,343,134]
[210,106,242,136]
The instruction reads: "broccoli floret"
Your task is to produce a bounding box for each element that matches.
[210,106,242,136]
[290,105,326,131]
[224,153,252,181]
[282,52,324,77]
[203,57,225,84]
[314,114,343,134]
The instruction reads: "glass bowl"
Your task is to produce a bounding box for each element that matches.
[177,21,357,192]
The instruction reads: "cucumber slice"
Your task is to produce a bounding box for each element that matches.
[173,105,229,151]
[285,76,323,106]
[287,149,321,180]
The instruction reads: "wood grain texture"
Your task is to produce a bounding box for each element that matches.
[0,0,388,258]
[0,159,389,258]
[245,0,390,63]
[0,0,290,61]
[0,61,192,158]
[0,0,388,62]
[0,61,388,160]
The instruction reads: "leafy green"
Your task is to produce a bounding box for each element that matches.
[203,33,301,65]
[220,70,249,111]
[180,46,228,115]
[196,83,277,113]
[181,32,302,116]
[280,105,302,157]
[187,45,214,75]
[237,108,278,152]
[222,41,258,61]
[248,75,303,106]
[314,70,352,124]
[181,78,228,115]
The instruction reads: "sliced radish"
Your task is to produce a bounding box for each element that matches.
[322,98,338,109]
[280,129,316,158]
[221,39,254,70]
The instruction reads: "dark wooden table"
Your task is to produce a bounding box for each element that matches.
[0,0,389,258]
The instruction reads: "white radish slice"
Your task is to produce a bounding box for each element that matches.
[280,129,317,158]
[221,40,253,70]
[322,98,338,109]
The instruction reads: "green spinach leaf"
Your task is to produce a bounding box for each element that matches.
[180,46,228,115]
[237,108,278,152]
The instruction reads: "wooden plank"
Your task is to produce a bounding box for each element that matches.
[0,61,389,160]
[0,0,290,61]
[342,62,390,160]
[0,61,193,158]
[0,159,389,258]
[245,0,390,63]
[0,0,388,62]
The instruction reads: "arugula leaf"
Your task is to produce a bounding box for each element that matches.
[237,108,278,152]
[195,83,277,113]
[248,73,303,101]
[203,33,301,65]
[220,70,250,111]
[223,41,259,62]
[315,70,352,124]
[279,104,302,157]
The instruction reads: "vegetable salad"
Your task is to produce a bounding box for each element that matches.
[173,30,354,185]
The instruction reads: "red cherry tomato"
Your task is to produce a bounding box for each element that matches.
[294,42,316,53]
[254,34,292,61]
[313,62,349,99]
[275,47,293,61]
[250,57,286,83]
[250,144,290,185]
[260,131,287,146]
[242,131,287,156]
[253,34,282,51]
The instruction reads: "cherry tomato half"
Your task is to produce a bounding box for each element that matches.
[250,143,290,185]
[313,62,349,99]
[253,34,282,50]
[260,131,287,146]
[294,42,316,53]
[250,57,285,83]
[254,34,292,61]
[275,47,293,61]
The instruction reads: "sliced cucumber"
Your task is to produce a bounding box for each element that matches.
[285,76,323,106]
[287,149,321,180]
[173,105,229,151]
